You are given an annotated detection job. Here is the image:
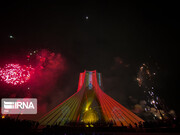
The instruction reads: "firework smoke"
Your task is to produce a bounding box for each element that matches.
[29,49,66,96]
[136,63,176,121]
[0,49,66,117]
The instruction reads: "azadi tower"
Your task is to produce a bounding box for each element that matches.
[39,70,144,127]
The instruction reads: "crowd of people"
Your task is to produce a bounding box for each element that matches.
[0,115,179,135]
[42,120,180,134]
[0,116,39,134]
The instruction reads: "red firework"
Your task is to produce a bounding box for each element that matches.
[0,64,34,85]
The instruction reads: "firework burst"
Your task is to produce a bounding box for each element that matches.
[136,63,172,121]
[0,64,34,85]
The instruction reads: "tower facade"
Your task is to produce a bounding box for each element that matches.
[39,70,144,127]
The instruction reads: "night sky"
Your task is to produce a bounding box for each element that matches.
[0,1,179,118]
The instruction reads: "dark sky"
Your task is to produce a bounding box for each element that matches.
[0,1,179,118]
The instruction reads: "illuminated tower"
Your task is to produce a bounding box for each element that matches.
[39,70,144,127]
